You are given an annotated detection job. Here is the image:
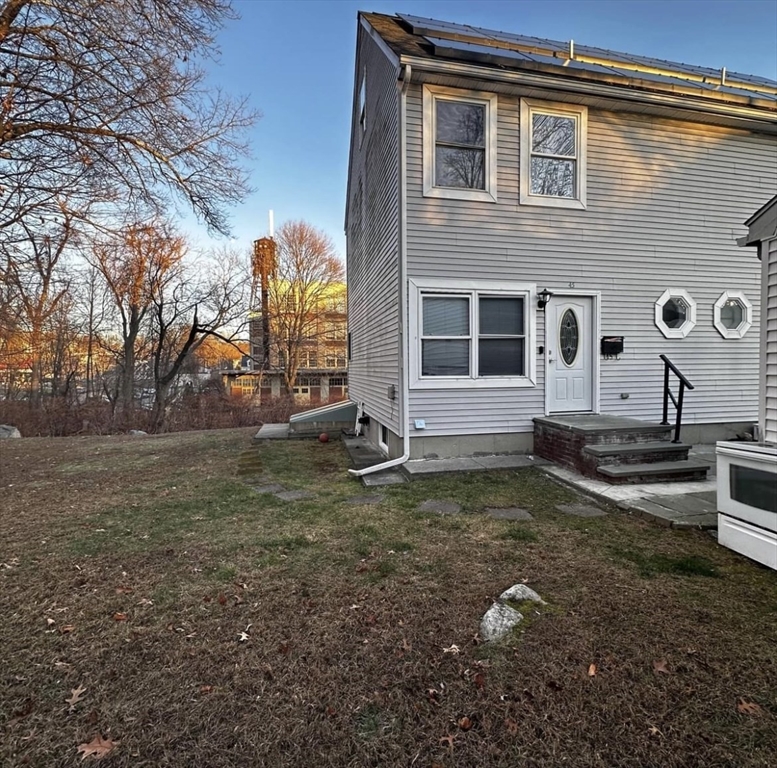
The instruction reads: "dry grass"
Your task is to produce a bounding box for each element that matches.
[1,430,775,767]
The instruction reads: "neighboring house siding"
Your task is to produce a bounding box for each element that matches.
[346,27,401,434]
[765,237,777,444]
[405,82,776,437]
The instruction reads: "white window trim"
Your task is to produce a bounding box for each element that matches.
[520,98,587,210]
[409,278,536,389]
[654,288,697,339]
[713,289,753,339]
[422,85,498,203]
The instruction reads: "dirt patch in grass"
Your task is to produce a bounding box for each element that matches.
[1,430,776,767]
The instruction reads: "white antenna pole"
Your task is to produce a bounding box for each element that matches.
[269,209,274,237]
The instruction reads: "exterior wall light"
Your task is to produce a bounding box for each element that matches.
[537,288,554,311]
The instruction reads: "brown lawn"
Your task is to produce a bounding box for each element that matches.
[1,429,775,767]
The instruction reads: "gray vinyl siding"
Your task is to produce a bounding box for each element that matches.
[765,238,777,444]
[346,28,401,434]
[405,82,777,438]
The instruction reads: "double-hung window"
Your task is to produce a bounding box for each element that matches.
[423,85,498,202]
[413,280,535,388]
[520,99,587,209]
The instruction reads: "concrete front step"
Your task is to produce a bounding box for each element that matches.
[583,441,690,466]
[596,459,711,484]
[534,415,673,445]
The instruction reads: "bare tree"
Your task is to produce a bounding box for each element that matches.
[1,206,75,403]
[147,246,248,431]
[257,221,345,398]
[0,0,257,242]
[90,222,186,418]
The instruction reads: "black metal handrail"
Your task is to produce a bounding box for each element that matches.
[659,354,695,443]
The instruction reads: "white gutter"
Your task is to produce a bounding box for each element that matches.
[349,64,412,477]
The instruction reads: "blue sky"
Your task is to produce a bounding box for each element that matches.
[189,0,777,257]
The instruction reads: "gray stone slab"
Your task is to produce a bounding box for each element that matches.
[671,514,718,531]
[251,483,285,494]
[403,457,482,475]
[474,455,551,469]
[642,493,717,516]
[274,489,314,501]
[362,471,407,487]
[556,502,607,518]
[347,494,386,505]
[534,414,671,435]
[418,499,462,515]
[484,507,534,521]
[690,490,717,504]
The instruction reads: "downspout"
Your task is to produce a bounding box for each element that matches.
[349,64,412,477]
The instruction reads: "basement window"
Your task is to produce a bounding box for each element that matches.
[655,289,697,339]
[423,85,498,202]
[713,290,752,339]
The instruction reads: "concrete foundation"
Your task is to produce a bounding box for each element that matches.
[409,432,533,460]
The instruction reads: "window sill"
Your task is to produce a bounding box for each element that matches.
[519,194,586,210]
[423,185,497,203]
[411,376,535,390]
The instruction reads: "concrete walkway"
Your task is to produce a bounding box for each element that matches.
[403,454,551,477]
[542,445,719,530]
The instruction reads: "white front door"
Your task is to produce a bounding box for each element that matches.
[546,295,594,413]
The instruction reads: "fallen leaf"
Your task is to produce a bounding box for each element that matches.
[278,642,290,655]
[737,698,763,716]
[458,716,472,731]
[473,673,485,690]
[77,735,119,760]
[115,586,133,595]
[648,725,663,737]
[199,685,213,694]
[112,613,127,622]
[217,593,227,606]
[653,659,670,674]
[60,625,75,634]
[504,717,519,735]
[325,706,336,717]
[238,631,250,642]
[67,684,87,710]
[588,663,597,677]
[443,644,460,655]
[46,618,56,626]
[439,734,456,752]
[85,710,99,726]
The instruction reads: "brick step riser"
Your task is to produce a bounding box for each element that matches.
[587,449,690,467]
[581,431,673,446]
[600,469,709,485]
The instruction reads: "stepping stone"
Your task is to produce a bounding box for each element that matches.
[274,490,314,501]
[347,494,386,505]
[251,483,285,494]
[362,471,407,487]
[484,507,534,521]
[556,502,606,518]
[418,499,461,515]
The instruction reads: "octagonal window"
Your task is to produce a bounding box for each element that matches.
[714,290,752,339]
[655,289,697,339]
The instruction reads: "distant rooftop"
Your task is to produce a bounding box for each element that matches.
[363,13,777,111]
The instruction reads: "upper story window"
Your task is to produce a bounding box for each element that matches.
[520,99,587,210]
[423,85,498,203]
[410,279,536,389]
[713,290,752,339]
[358,68,367,140]
[655,289,697,339]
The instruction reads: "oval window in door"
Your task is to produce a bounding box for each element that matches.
[559,309,579,366]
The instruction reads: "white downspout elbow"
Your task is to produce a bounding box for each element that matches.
[349,64,412,478]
